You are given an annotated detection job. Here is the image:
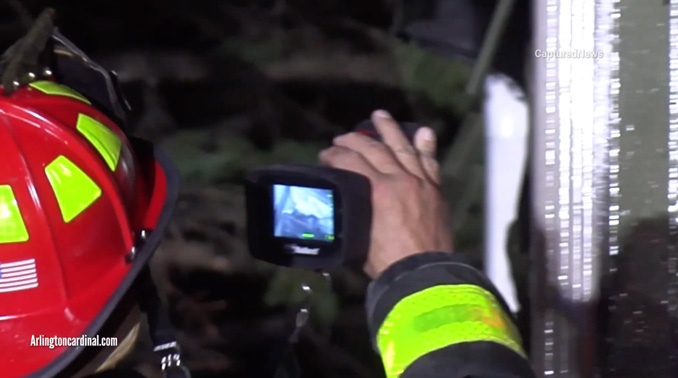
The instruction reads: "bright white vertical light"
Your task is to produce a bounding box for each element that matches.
[667,0,678,319]
[483,73,528,314]
[538,0,619,375]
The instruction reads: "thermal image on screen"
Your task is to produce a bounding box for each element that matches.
[273,184,335,242]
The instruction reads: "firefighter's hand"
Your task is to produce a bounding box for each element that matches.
[319,110,454,278]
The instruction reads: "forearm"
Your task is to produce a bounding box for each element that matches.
[365,252,535,378]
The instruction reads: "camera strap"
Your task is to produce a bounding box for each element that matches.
[137,267,192,378]
[270,283,315,378]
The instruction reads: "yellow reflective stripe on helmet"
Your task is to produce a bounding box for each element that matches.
[29,81,91,104]
[377,284,526,378]
[45,156,102,223]
[76,113,122,171]
[0,185,29,244]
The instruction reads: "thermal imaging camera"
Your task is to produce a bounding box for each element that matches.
[245,164,371,269]
[245,119,424,269]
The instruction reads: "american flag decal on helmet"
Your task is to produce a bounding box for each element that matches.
[0,258,38,293]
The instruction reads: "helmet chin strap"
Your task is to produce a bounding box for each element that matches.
[0,7,133,128]
[51,28,133,128]
[0,8,55,94]
[136,267,192,378]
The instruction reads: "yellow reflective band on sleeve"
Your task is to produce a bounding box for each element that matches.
[377,284,526,378]
[45,156,102,223]
[29,81,91,104]
[76,113,122,171]
[0,185,29,244]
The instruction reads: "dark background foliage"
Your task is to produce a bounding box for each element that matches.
[1,0,530,377]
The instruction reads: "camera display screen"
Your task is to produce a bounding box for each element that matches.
[273,184,335,242]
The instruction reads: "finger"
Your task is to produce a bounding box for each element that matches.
[333,132,404,174]
[414,127,441,185]
[319,146,382,180]
[372,110,426,178]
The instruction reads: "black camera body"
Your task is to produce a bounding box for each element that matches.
[245,119,424,270]
[245,164,372,269]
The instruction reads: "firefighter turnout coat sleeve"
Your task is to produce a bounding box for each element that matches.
[365,252,536,378]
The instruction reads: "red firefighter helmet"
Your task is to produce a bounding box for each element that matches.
[0,11,182,378]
